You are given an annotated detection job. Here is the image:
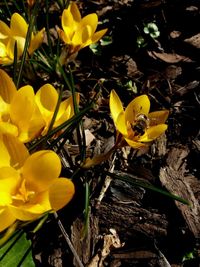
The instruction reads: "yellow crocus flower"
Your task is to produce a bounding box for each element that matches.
[0,134,75,232]
[0,13,45,65]
[110,90,169,148]
[0,69,45,143]
[58,2,108,56]
[0,69,79,141]
[35,83,80,136]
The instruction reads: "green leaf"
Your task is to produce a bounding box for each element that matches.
[0,231,35,267]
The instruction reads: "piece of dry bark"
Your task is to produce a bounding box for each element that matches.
[71,212,99,266]
[159,146,200,238]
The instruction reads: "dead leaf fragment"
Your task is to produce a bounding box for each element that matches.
[184,33,200,49]
[88,229,124,267]
[147,51,193,63]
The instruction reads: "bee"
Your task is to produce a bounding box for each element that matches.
[131,114,149,136]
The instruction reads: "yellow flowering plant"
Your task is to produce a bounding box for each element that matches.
[0,134,75,233]
[35,83,80,136]
[0,69,80,142]
[82,90,169,168]
[0,13,44,65]
[109,89,169,148]
[58,2,108,63]
[0,69,45,142]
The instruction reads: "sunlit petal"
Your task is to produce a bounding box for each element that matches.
[109,90,124,124]
[49,178,75,211]
[0,208,16,232]
[10,85,35,130]
[115,112,128,136]
[0,69,16,103]
[23,150,61,192]
[139,124,168,142]
[62,9,76,37]
[91,28,108,44]
[80,14,98,35]
[10,13,28,38]
[0,122,18,137]
[29,28,45,54]
[0,167,20,194]
[0,20,11,37]
[36,84,58,118]
[8,204,47,221]
[0,134,29,169]
[125,95,150,122]
[124,137,147,149]
[148,110,169,125]
[70,2,81,22]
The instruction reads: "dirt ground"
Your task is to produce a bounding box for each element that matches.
[3,0,200,266]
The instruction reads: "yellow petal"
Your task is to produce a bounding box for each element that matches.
[23,150,61,192]
[125,95,150,123]
[0,20,11,37]
[0,121,18,137]
[29,28,45,55]
[0,192,12,206]
[10,13,28,38]
[0,69,16,103]
[35,84,58,120]
[0,166,20,194]
[115,111,128,136]
[124,137,147,149]
[18,106,45,143]
[139,124,168,142]
[70,2,81,22]
[109,89,124,124]
[148,110,169,125]
[62,9,76,38]
[0,208,16,232]
[0,42,7,57]
[91,28,108,44]
[10,85,35,131]
[13,36,26,57]
[58,29,71,44]
[54,93,79,127]
[5,38,15,60]
[49,178,75,211]
[0,134,29,169]
[8,204,47,221]
[80,14,98,35]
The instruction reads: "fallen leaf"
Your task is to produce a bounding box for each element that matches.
[147,51,193,63]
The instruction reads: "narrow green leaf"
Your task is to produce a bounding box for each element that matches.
[106,171,190,205]
[0,231,35,267]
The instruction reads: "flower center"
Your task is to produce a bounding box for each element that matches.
[12,179,35,205]
[130,114,149,137]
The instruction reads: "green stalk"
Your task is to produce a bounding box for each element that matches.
[47,85,64,135]
[2,0,11,16]
[45,0,53,57]
[28,102,93,152]
[13,41,18,85]
[16,0,40,88]
[81,181,90,238]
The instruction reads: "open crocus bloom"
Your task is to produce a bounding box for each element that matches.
[35,84,80,135]
[0,13,44,64]
[0,134,75,232]
[58,2,108,56]
[110,90,169,149]
[0,69,45,143]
